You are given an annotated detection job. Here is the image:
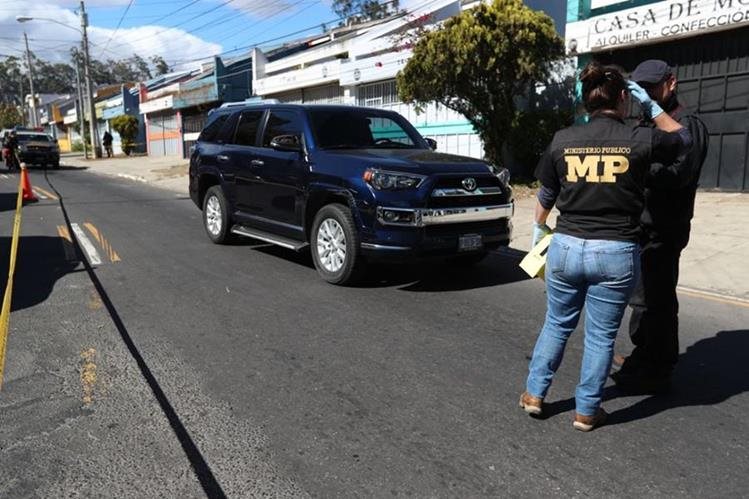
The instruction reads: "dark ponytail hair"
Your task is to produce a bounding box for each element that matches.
[579,62,627,114]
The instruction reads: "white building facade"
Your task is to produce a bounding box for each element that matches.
[252,0,486,159]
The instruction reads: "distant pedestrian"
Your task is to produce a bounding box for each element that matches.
[102,130,113,158]
[611,60,709,394]
[520,62,693,431]
[4,130,19,171]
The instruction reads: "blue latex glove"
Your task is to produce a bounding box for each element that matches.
[627,80,664,119]
[531,222,552,249]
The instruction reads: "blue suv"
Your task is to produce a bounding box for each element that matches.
[189,102,513,284]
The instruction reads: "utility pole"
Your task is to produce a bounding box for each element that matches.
[18,75,24,125]
[74,56,88,159]
[22,31,37,127]
[79,1,101,158]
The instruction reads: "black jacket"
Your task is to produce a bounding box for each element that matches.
[640,100,709,247]
[535,114,689,242]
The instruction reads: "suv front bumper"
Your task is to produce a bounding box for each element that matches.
[361,202,514,259]
[376,203,513,227]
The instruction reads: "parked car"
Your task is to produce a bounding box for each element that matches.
[189,102,513,285]
[15,131,60,168]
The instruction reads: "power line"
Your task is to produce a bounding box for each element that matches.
[206,0,318,46]
[99,0,137,58]
[144,0,202,26]
[105,0,237,52]
[168,0,414,66]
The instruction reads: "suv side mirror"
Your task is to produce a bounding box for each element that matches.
[425,138,437,150]
[270,134,302,152]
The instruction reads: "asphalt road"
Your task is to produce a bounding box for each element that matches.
[1,165,747,497]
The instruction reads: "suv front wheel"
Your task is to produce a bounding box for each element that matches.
[311,203,362,285]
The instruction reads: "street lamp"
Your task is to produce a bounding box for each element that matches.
[16,2,102,158]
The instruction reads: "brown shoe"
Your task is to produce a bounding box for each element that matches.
[519,392,543,416]
[573,408,608,432]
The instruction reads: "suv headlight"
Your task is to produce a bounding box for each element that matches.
[363,169,425,191]
[487,165,511,188]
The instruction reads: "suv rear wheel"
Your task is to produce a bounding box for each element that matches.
[311,203,363,285]
[203,185,234,244]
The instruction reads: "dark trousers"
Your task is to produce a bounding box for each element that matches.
[626,237,684,376]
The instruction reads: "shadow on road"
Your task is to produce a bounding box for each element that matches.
[0,192,18,213]
[605,329,749,425]
[542,329,749,423]
[45,165,89,171]
[0,236,80,312]
[249,244,531,291]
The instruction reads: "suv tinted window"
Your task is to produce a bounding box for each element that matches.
[198,114,229,142]
[233,110,264,146]
[262,110,303,147]
[215,113,240,143]
[308,109,420,149]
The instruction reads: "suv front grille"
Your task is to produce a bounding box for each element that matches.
[428,175,508,208]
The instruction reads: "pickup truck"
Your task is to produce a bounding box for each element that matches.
[189,103,513,284]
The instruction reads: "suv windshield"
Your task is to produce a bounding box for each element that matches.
[308,108,423,150]
[18,134,50,142]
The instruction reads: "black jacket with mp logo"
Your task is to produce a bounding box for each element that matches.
[535,114,689,242]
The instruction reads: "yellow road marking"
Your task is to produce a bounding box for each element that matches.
[80,348,97,406]
[83,222,121,263]
[56,225,77,261]
[0,177,24,389]
[677,287,749,309]
[33,185,58,200]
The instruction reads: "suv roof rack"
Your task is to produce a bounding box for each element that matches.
[218,97,280,109]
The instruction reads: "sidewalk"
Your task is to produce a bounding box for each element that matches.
[61,154,749,300]
[62,153,189,194]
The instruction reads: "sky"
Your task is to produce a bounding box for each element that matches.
[0,0,567,71]
[0,0,345,70]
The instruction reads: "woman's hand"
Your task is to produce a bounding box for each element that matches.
[531,222,552,249]
[627,80,664,119]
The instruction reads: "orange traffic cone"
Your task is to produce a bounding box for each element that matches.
[20,164,38,203]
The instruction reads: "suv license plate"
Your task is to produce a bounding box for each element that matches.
[458,234,483,252]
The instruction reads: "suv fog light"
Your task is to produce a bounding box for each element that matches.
[378,208,416,225]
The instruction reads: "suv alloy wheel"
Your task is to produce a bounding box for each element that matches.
[203,185,234,244]
[311,203,362,285]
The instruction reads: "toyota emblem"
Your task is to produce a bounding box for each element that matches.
[462,177,477,191]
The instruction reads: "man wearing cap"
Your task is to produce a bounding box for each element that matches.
[612,60,709,393]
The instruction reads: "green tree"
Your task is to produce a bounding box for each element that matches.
[0,57,23,105]
[333,0,400,25]
[0,103,22,129]
[151,55,169,76]
[397,0,564,167]
[110,114,138,156]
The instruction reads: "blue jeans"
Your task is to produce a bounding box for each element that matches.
[526,233,640,416]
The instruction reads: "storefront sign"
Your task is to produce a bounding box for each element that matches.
[567,0,749,54]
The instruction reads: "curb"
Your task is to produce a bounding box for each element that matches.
[677,286,749,308]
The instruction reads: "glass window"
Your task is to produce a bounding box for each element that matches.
[17,134,50,142]
[261,110,303,147]
[308,109,421,150]
[198,114,228,142]
[215,113,240,143]
[233,110,264,146]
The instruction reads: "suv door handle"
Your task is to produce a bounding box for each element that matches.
[250,159,265,167]
[217,154,229,162]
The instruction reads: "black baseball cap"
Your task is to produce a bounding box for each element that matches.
[631,60,672,84]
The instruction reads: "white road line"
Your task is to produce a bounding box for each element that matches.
[33,189,47,200]
[70,223,102,266]
[0,174,8,179]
